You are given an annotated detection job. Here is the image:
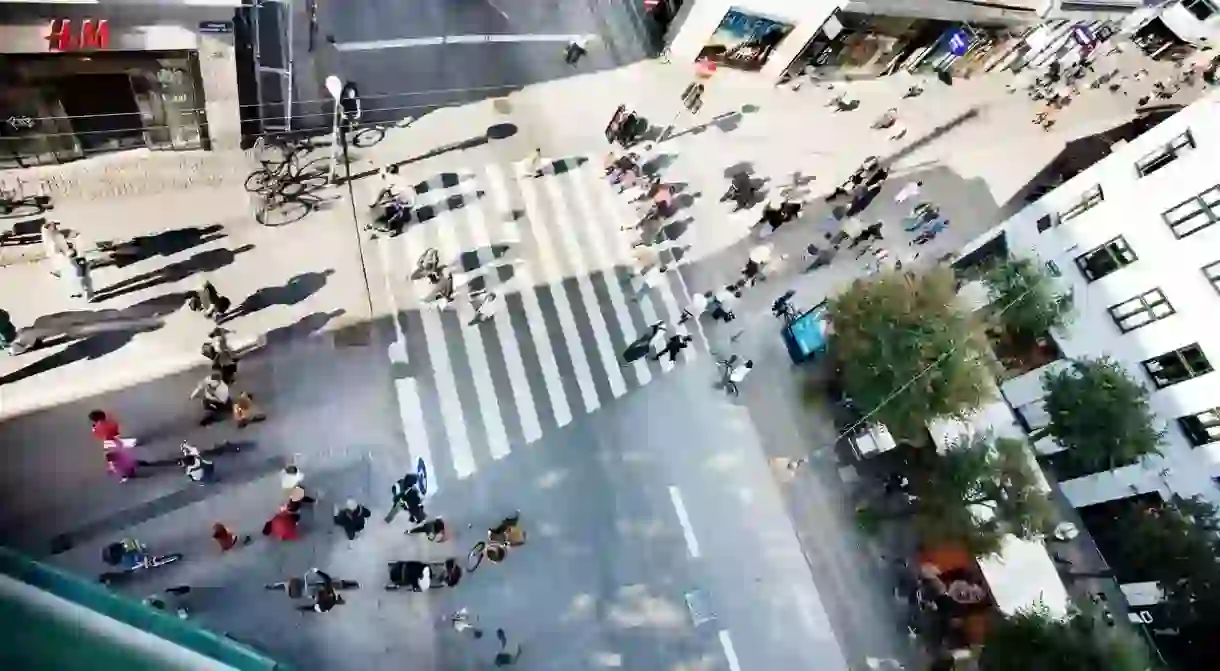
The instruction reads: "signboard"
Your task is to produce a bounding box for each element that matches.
[198,21,234,34]
[415,457,428,496]
[45,19,109,51]
[696,9,794,71]
[945,28,971,57]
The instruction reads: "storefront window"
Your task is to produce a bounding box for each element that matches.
[0,51,205,167]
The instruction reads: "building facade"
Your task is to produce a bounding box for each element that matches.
[952,90,1220,663]
[0,0,244,168]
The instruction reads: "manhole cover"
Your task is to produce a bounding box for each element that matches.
[493,98,512,114]
[684,589,716,627]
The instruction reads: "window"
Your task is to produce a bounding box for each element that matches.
[1135,131,1195,177]
[1059,185,1104,223]
[1183,0,1218,21]
[1162,185,1220,238]
[1178,408,1220,447]
[1142,344,1212,389]
[1108,289,1174,332]
[1204,261,1220,293]
[1077,236,1137,281]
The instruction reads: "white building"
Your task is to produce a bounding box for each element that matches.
[954,89,1220,513]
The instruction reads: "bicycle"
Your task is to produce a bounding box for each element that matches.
[252,188,328,227]
[465,511,525,573]
[265,571,359,598]
[714,354,753,397]
[98,546,184,585]
[245,135,318,196]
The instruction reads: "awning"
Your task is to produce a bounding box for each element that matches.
[978,534,1071,617]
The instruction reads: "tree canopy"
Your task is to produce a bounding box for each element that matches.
[858,433,1054,556]
[980,600,1157,671]
[1119,495,1220,644]
[1041,357,1163,474]
[828,268,995,440]
[983,257,1074,338]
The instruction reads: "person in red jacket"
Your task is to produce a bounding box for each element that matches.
[262,509,300,541]
[89,410,122,444]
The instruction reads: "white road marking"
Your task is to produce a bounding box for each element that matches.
[718,630,742,671]
[450,171,512,461]
[470,164,543,446]
[515,162,599,414]
[378,239,438,494]
[540,169,627,399]
[497,165,573,429]
[401,177,475,479]
[667,486,700,558]
[334,33,595,51]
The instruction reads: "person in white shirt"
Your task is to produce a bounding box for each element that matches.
[893,181,922,205]
[190,373,231,425]
[680,292,711,324]
[469,290,500,325]
[371,165,409,209]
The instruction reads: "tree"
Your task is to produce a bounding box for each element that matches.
[982,257,1074,339]
[859,433,1054,556]
[1119,495,1220,650]
[1041,357,1163,474]
[980,600,1157,671]
[828,268,995,440]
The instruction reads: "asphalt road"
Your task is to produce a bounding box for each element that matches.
[309,0,653,125]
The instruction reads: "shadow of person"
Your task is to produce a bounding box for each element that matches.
[222,269,335,322]
[1,327,148,386]
[11,291,191,355]
[93,244,256,303]
[104,224,227,269]
[263,309,346,347]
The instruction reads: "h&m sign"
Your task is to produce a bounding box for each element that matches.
[45,19,111,51]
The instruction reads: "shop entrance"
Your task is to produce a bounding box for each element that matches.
[58,74,144,154]
[785,12,947,80]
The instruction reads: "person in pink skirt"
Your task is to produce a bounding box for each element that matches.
[105,446,139,482]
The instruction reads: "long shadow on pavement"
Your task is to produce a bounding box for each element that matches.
[93,244,257,303]
[221,269,336,324]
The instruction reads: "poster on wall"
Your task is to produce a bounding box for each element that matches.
[697,8,794,71]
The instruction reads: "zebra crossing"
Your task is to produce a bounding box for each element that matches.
[375,154,707,492]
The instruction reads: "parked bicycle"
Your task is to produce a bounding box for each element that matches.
[245,135,315,196]
[466,511,526,572]
[99,538,183,584]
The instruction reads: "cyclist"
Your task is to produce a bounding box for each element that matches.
[299,568,345,613]
[103,538,148,571]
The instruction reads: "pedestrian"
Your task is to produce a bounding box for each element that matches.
[709,287,739,323]
[89,410,137,449]
[262,508,300,541]
[65,246,93,302]
[407,517,448,541]
[211,522,251,551]
[494,628,523,667]
[652,334,693,362]
[390,472,426,523]
[526,148,545,178]
[284,486,316,514]
[893,181,922,205]
[850,221,884,250]
[189,279,230,322]
[105,446,139,482]
[629,264,669,303]
[468,290,500,325]
[333,499,371,540]
[232,392,265,428]
[425,268,457,308]
[0,308,16,353]
[180,442,216,484]
[563,38,587,65]
[679,292,711,325]
[189,372,231,425]
[446,607,483,638]
[201,330,237,384]
[40,220,70,277]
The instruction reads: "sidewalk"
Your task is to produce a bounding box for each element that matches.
[0,180,373,420]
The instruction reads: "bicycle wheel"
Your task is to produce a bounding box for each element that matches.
[244,169,272,194]
[466,541,486,573]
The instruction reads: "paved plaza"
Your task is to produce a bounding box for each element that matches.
[0,28,1207,670]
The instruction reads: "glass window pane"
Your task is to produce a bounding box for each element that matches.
[1149,302,1174,318]
[1120,312,1150,330]
[1164,200,1204,225]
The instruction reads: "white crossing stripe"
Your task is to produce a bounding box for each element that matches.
[480,164,545,444]
[449,171,513,460]
[399,174,475,479]
[514,162,600,414]
[572,159,653,384]
[378,240,438,494]
[539,166,627,399]
[489,165,573,429]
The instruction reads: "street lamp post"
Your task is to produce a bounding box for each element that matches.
[325,74,376,328]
